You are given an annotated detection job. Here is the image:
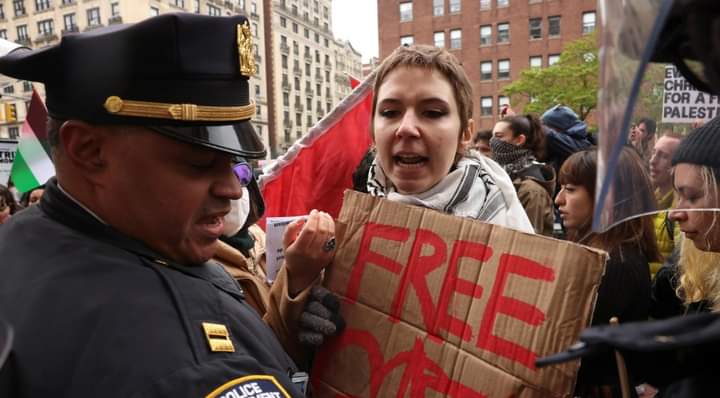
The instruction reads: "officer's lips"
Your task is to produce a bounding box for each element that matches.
[197,211,227,239]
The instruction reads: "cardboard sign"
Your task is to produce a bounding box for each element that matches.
[0,139,17,186]
[662,65,720,123]
[312,191,607,397]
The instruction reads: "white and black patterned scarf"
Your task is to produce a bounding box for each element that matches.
[367,152,534,233]
[490,137,536,179]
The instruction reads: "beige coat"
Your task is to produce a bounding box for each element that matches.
[513,164,556,236]
[213,225,313,364]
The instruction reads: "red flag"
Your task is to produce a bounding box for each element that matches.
[258,73,374,227]
[349,74,361,89]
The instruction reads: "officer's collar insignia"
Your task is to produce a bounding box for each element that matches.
[201,322,235,353]
[237,21,257,77]
[205,375,291,398]
[103,95,256,121]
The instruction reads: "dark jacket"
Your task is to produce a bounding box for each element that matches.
[0,179,303,397]
[575,244,652,395]
[544,124,596,174]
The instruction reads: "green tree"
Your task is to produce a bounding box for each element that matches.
[503,32,598,120]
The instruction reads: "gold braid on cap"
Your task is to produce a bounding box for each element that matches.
[103,96,255,121]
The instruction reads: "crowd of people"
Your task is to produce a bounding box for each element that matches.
[1,2,720,397]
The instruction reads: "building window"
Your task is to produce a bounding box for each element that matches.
[283,92,289,106]
[86,7,100,26]
[582,11,596,34]
[481,97,493,116]
[110,2,119,16]
[13,0,26,17]
[497,22,509,43]
[194,0,199,13]
[35,0,50,12]
[281,54,287,68]
[3,85,14,94]
[432,0,443,16]
[63,13,75,32]
[8,126,19,139]
[548,15,561,37]
[480,61,492,80]
[479,0,490,9]
[292,22,297,33]
[23,81,32,91]
[0,30,6,39]
[150,6,159,16]
[480,25,491,45]
[498,96,509,113]
[433,31,444,48]
[305,62,310,76]
[399,2,412,22]
[497,0,509,7]
[529,17,542,39]
[16,24,28,40]
[449,29,461,49]
[174,0,185,8]
[498,59,510,79]
[548,54,560,65]
[37,19,53,36]
[280,16,286,28]
[304,28,309,38]
[449,0,460,13]
[530,55,542,68]
[0,4,5,19]
[400,35,414,46]
[208,4,220,16]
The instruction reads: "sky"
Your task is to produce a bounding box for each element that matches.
[332,0,378,63]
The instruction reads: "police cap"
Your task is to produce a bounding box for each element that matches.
[0,12,266,159]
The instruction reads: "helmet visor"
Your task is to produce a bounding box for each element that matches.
[593,0,674,232]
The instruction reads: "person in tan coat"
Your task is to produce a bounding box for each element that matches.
[213,181,338,368]
[491,114,556,235]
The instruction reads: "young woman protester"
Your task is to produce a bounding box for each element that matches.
[361,44,533,232]
[555,147,660,396]
[491,115,556,235]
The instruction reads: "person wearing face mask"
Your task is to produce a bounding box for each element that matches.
[490,114,555,236]
[212,175,343,369]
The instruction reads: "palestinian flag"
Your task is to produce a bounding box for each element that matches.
[11,88,54,192]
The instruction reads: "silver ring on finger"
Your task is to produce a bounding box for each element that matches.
[323,237,336,253]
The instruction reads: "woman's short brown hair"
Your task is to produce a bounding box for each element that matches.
[371,44,474,136]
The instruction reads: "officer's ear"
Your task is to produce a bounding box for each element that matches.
[58,120,110,175]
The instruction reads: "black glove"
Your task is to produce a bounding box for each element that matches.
[298,286,345,347]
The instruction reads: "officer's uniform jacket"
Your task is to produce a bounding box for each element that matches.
[213,229,314,365]
[0,180,304,397]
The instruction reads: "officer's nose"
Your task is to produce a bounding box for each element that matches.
[212,163,243,200]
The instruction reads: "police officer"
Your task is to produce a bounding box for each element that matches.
[0,13,330,397]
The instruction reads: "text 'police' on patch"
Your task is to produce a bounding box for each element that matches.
[205,375,291,398]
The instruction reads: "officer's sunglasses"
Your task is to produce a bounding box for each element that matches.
[232,162,253,187]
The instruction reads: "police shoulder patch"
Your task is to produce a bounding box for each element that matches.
[205,375,291,398]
